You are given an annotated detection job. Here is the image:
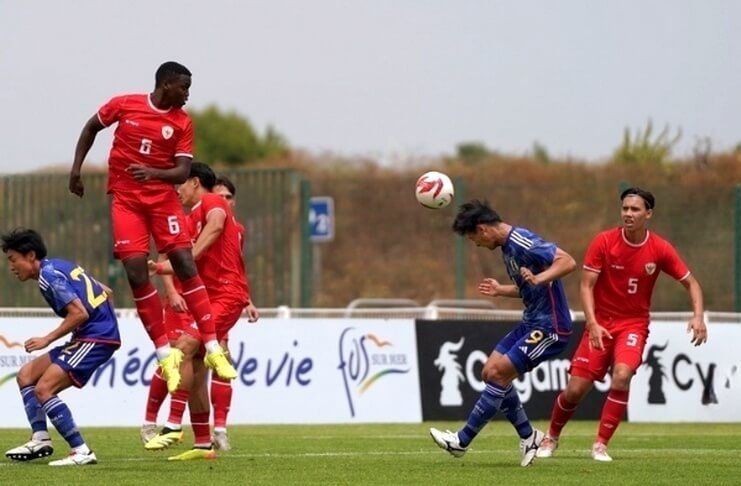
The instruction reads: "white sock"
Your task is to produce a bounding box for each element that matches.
[142,421,156,427]
[214,427,227,433]
[32,431,50,442]
[204,340,220,353]
[155,345,171,361]
[164,422,182,431]
[74,443,91,455]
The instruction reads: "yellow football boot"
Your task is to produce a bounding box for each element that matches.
[204,348,237,380]
[158,349,184,393]
[167,447,217,461]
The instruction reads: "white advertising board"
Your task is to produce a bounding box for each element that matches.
[0,317,421,426]
[628,322,741,422]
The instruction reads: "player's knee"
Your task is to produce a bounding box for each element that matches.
[124,266,150,288]
[611,366,634,389]
[564,380,590,403]
[481,361,508,385]
[168,249,197,279]
[16,364,35,388]
[34,383,53,403]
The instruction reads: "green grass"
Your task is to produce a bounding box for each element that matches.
[1,422,740,485]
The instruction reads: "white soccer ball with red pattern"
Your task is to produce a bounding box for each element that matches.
[415,171,454,209]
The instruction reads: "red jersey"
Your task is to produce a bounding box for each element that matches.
[583,227,690,323]
[97,94,193,194]
[188,193,249,302]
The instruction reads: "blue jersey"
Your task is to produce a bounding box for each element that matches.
[38,258,120,345]
[500,227,572,334]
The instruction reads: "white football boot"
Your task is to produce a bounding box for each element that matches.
[49,450,98,466]
[5,439,54,461]
[591,442,613,462]
[535,434,559,458]
[140,424,158,444]
[213,430,232,451]
[429,428,468,458]
[519,428,545,467]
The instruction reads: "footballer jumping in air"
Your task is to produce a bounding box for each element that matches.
[537,187,708,461]
[430,199,576,467]
[68,62,236,393]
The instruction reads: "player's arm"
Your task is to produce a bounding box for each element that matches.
[24,298,89,352]
[520,247,576,285]
[580,268,612,350]
[69,115,106,197]
[127,156,193,184]
[192,209,227,260]
[157,254,187,313]
[478,278,520,298]
[679,274,707,346]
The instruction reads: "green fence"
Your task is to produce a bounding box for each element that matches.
[0,170,312,308]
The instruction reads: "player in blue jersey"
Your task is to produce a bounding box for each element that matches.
[430,199,576,467]
[2,228,120,466]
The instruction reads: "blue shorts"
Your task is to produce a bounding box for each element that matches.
[49,340,117,388]
[495,324,569,375]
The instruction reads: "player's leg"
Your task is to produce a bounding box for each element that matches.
[539,329,610,458]
[145,333,201,451]
[5,354,54,461]
[593,326,647,462]
[168,358,216,461]
[430,328,523,459]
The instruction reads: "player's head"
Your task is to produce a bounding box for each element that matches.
[214,175,237,208]
[177,161,216,208]
[452,199,505,249]
[155,61,191,108]
[1,228,47,281]
[620,187,654,230]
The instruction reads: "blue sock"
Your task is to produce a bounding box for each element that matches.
[20,386,47,435]
[458,382,509,447]
[41,396,85,448]
[500,385,533,439]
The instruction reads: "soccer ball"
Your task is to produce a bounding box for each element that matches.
[415,171,454,209]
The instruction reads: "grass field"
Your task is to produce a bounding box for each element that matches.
[1,422,739,485]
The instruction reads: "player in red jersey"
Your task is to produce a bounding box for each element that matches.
[68,62,236,393]
[141,163,258,459]
[537,187,708,462]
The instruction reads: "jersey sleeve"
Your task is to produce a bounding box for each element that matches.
[203,194,229,221]
[97,95,125,127]
[583,233,605,273]
[527,239,557,267]
[660,240,691,281]
[44,270,79,314]
[175,117,194,158]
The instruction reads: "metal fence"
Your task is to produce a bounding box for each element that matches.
[0,170,312,308]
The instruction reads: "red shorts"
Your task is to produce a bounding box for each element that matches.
[164,294,246,343]
[110,190,191,260]
[569,318,649,381]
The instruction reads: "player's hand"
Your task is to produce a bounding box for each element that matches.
[147,259,159,276]
[478,278,502,297]
[127,164,156,182]
[24,336,51,353]
[245,302,260,323]
[519,267,542,286]
[586,321,613,350]
[168,293,188,313]
[69,171,84,197]
[687,315,708,346]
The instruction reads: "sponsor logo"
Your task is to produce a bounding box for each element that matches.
[645,262,657,275]
[124,119,140,127]
[433,338,465,406]
[162,125,174,139]
[338,327,410,417]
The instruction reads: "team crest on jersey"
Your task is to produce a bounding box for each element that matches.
[162,125,174,140]
[645,262,657,275]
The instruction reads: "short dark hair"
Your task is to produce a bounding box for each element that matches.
[155,61,191,87]
[452,199,503,235]
[189,161,216,190]
[214,175,236,196]
[1,228,47,259]
[620,187,655,210]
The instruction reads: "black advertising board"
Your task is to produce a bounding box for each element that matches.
[415,320,611,421]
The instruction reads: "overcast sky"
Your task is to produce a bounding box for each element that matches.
[1,0,739,173]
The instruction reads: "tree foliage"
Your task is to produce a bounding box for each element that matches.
[190,105,289,165]
[612,120,681,166]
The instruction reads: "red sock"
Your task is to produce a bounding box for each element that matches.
[211,376,233,429]
[180,276,217,343]
[145,369,168,423]
[167,389,190,427]
[190,411,211,447]
[548,392,579,438]
[132,282,168,348]
[597,389,629,445]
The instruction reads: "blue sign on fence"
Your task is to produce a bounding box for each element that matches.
[309,197,334,242]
